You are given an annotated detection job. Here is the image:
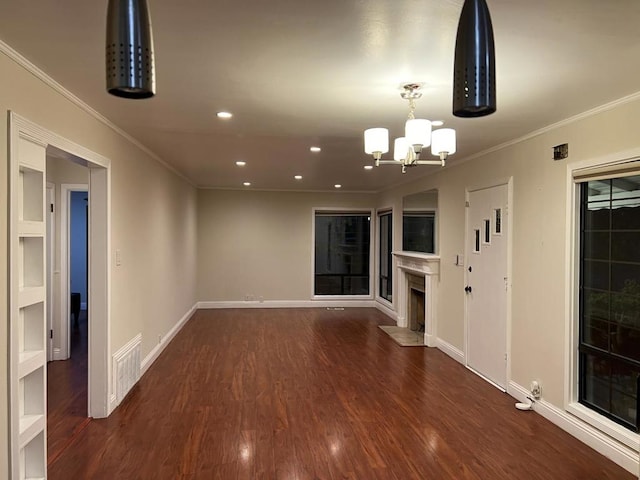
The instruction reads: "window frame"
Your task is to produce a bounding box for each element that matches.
[567,156,640,451]
[311,207,375,300]
[376,208,393,306]
[402,209,437,254]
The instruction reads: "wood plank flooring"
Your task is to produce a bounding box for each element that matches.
[48,308,635,479]
[47,310,89,465]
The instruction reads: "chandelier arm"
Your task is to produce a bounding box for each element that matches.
[414,160,446,166]
[376,160,403,165]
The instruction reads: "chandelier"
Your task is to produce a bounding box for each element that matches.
[364,84,456,174]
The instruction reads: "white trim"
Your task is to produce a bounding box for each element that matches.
[375,207,395,308]
[52,348,64,361]
[0,39,193,186]
[564,155,640,471]
[141,304,198,375]
[374,299,397,322]
[198,300,377,309]
[60,183,88,360]
[452,93,640,171]
[508,382,639,475]
[46,182,55,363]
[10,112,112,422]
[566,402,639,452]
[436,338,465,364]
[311,207,376,299]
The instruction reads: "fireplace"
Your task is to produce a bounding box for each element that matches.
[392,251,440,346]
[407,273,426,332]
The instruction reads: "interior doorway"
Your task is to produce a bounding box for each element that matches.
[46,158,90,463]
[465,181,511,390]
[8,112,111,479]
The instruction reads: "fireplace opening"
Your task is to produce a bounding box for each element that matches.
[409,288,425,332]
[407,273,426,333]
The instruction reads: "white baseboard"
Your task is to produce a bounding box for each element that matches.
[197,300,377,309]
[141,303,198,376]
[52,347,66,361]
[374,300,397,322]
[507,381,639,475]
[436,338,465,364]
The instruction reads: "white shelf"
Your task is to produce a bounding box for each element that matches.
[18,221,44,237]
[18,351,45,379]
[18,287,45,308]
[19,236,44,289]
[18,414,44,449]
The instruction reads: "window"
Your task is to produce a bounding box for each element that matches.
[579,175,640,432]
[402,212,435,253]
[379,211,392,302]
[314,212,370,296]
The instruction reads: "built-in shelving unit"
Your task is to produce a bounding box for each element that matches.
[10,132,48,479]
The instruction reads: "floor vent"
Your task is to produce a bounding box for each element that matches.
[113,334,142,404]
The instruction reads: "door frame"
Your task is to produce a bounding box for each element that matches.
[59,183,89,360]
[46,182,55,362]
[464,177,514,390]
[9,111,112,423]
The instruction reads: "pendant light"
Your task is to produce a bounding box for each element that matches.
[106,0,156,99]
[453,0,496,117]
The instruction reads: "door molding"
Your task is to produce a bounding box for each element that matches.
[9,111,111,425]
[464,177,514,390]
[59,183,88,360]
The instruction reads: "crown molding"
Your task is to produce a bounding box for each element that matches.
[0,39,194,186]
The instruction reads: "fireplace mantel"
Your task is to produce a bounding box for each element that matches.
[392,251,440,275]
[392,252,440,346]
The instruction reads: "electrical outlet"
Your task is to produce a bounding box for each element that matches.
[530,380,541,400]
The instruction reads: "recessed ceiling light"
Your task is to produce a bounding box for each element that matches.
[243,182,251,186]
[217,111,233,119]
[431,120,444,127]
[310,146,321,153]
[235,161,246,166]
[294,175,303,180]
[364,165,373,170]
[334,184,342,189]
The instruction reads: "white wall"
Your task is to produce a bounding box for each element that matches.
[0,46,198,477]
[197,189,376,302]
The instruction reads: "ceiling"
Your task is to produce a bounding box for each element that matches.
[1,0,640,192]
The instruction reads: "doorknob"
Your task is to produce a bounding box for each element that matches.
[465,286,472,293]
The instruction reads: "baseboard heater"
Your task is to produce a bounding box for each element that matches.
[113,333,142,404]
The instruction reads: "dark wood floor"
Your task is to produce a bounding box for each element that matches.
[48,308,634,479]
[47,310,89,465]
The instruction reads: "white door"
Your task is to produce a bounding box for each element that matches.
[466,183,508,389]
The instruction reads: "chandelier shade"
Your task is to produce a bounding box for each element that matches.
[394,137,409,161]
[405,119,431,149]
[431,128,457,159]
[453,0,496,117]
[364,128,389,156]
[106,0,156,99]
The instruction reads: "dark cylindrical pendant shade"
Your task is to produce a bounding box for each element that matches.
[106,0,155,99]
[453,0,496,117]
